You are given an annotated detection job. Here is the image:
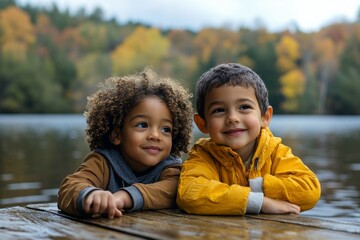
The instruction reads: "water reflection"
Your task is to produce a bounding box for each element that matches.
[0,114,359,223]
[0,114,88,207]
[269,116,360,222]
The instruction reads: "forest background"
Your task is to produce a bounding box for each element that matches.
[1,0,360,115]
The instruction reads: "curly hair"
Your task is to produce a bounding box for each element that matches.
[84,68,193,157]
[196,63,270,119]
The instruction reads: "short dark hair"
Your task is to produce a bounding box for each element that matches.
[195,63,269,119]
[84,67,193,157]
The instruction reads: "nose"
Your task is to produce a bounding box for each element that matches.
[226,110,240,124]
[147,128,161,141]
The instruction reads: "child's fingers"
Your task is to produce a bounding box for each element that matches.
[106,198,120,219]
[91,194,102,213]
[111,208,123,219]
[292,204,301,214]
[83,194,95,213]
[92,191,112,214]
[286,202,300,214]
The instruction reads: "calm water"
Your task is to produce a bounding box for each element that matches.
[0,114,359,223]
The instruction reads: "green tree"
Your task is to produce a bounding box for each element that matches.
[0,54,67,113]
[239,28,283,112]
[74,53,112,112]
[328,23,360,114]
[78,21,108,52]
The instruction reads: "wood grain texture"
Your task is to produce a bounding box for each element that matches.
[0,203,358,240]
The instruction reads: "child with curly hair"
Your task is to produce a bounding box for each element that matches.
[177,63,321,215]
[58,68,193,219]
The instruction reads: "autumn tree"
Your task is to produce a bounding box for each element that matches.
[0,6,35,61]
[275,34,305,112]
[78,21,108,52]
[312,24,349,114]
[193,28,241,65]
[111,26,170,75]
[239,28,283,112]
[165,29,197,89]
[328,22,360,114]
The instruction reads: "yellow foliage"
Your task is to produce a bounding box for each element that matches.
[0,6,35,61]
[276,56,297,72]
[168,30,194,55]
[276,35,300,61]
[238,55,254,69]
[36,14,52,34]
[280,69,305,112]
[354,23,360,42]
[315,37,336,62]
[280,69,305,98]
[111,26,170,74]
[257,30,276,45]
[194,28,240,63]
[194,29,217,62]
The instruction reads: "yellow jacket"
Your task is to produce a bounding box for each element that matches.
[177,127,321,215]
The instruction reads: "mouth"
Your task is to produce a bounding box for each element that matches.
[142,146,162,154]
[223,128,246,136]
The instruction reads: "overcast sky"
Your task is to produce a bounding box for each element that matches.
[17,0,360,32]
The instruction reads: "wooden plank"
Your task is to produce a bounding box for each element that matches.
[155,209,360,239]
[247,213,360,234]
[27,203,176,240]
[0,206,143,239]
[26,203,360,240]
[158,209,360,234]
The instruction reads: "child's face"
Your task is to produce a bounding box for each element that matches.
[113,96,173,173]
[197,85,271,159]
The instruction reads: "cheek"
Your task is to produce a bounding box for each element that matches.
[165,136,173,146]
[246,115,263,129]
[125,131,142,145]
[207,118,222,130]
[163,137,173,153]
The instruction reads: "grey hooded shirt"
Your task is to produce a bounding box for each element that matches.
[76,146,181,213]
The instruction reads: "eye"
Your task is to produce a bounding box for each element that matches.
[211,108,225,114]
[161,126,172,134]
[135,122,148,128]
[239,105,252,111]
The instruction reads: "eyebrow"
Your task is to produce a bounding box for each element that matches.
[131,114,173,124]
[207,98,256,111]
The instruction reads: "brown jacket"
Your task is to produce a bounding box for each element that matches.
[58,152,181,216]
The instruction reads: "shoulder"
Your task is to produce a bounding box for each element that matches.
[258,128,283,150]
[192,137,219,152]
[160,165,181,178]
[81,151,110,170]
[185,138,229,169]
[257,128,298,160]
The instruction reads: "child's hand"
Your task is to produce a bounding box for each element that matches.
[261,197,300,214]
[84,190,123,219]
[113,190,133,211]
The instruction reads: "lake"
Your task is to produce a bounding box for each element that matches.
[0,114,359,223]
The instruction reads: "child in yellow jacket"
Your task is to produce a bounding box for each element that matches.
[177,63,321,215]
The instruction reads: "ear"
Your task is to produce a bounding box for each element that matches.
[194,114,209,134]
[110,128,121,145]
[261,106,273,128]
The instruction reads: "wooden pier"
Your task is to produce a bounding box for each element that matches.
[1,203,359,239]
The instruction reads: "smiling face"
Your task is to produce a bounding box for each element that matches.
[195,85,272,160]
[111,96,173,173]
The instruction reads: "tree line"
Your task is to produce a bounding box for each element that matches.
[1,0,360,114]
